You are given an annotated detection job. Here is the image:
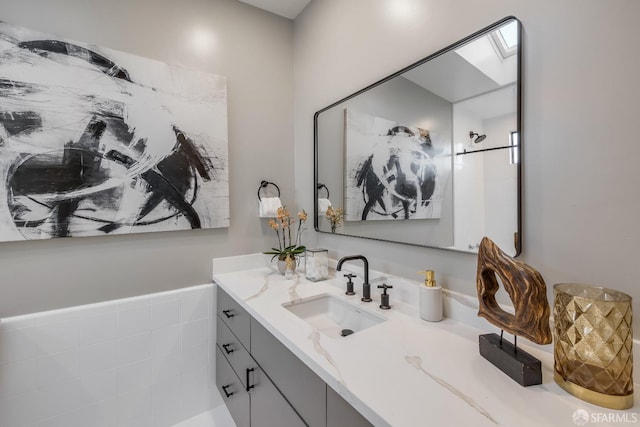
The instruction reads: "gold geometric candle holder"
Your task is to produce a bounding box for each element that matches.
[553,283,633,409]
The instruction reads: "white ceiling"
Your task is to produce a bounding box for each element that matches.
[402,52,501,104]
[237,0,311,19]
[455,84,517,121]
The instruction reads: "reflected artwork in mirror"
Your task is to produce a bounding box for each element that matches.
[314,16,522,256]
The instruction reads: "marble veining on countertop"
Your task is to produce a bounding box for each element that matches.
[212,254,638,427]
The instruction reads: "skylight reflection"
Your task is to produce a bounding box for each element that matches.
[499,21,518,49]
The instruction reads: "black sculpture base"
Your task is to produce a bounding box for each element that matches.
[479,333,542,387]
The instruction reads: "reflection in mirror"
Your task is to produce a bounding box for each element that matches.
[314,17,521,256]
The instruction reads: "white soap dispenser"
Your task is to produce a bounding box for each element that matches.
[418,270,442,322]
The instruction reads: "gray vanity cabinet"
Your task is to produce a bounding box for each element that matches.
[217,344,304,427]
[327,386,373,427]
[216,286,372,427]
[251,318,326,427]
[216,346,250,427]
[249,364,307,427]
[217,317,254,389]
[217,288,305,427]
[217,286,251,348]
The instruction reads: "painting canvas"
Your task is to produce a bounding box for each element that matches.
[0,21,229,242]
[345,108,449,221]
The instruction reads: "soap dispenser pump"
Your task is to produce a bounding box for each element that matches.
[418,270,443,322]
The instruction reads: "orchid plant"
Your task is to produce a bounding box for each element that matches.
[264,206,307,261]
[325,206,344,233]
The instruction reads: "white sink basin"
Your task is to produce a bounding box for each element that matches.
[283,294,386,338]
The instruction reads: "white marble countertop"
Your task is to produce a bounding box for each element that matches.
[212,254,638,427]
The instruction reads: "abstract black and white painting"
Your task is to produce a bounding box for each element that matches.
[345,109,449,221]
[0,21,229,241]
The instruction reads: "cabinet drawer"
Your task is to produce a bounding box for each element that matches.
[251,317,326,427]
[216,347,250,427]
[217,286,251,349]
[217,316,255,388]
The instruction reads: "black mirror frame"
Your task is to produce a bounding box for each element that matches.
[313,16,522,257]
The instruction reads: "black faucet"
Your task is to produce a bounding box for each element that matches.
[336,255,372,302]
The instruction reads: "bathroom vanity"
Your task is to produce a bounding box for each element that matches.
[216,285,371,427]
[212,254,638,427]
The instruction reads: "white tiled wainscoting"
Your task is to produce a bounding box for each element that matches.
[0,284,224,427]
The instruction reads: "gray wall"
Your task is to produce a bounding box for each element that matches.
[294,0,640,334]
[0,0,294,316]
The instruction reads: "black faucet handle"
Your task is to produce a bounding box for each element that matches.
[344,273,356,296]
[377,283,393,293]
[378,283,392,310]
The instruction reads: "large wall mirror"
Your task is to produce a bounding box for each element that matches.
[314,16,522,256]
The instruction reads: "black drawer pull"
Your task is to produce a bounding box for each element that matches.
[246,368,255,392]
[222,384,234,398]
[222,343,234,354]
[222,309,235,319]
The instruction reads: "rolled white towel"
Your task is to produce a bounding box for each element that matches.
[259,197,283,218]
[317,198,332,216]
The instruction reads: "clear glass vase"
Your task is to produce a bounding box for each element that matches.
[276,255,296,277]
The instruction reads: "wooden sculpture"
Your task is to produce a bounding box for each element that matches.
[476,237,552,345]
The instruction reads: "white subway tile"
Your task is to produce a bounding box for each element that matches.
[182,361,208,390]
[36,310,79,325]
[209,386,223,408]
[90,397,119,427]
[209,341,217,386]
[151,324,182,355]
[210,317,217,355]
[0,316,40,331]
[117,385,152,424]
[0,389,42,427]
[182,318,208,350]
[77,304,116,318]
[36,349,80,388]
[118,305,151,338]
[117,296,151,312]
[80,369,118,403]
[79,340,118,376]
[36,317,80,356]
[151,349,181,385]
[182,341,208,374]
[181,288,209,322]
[118,359,152,394]
[0,357,38,398]
[38,397,117,427]
[151,291,182,305]
[117,412,153,427]
[0,284,214,427]
[80,310,117,346]
[37,378,93,419]
[154,409,183,427]
[181,365,211,420]
[0,326,43,364]
[118,332,150,366]
[152,299,181,330]
[152,374,182,427]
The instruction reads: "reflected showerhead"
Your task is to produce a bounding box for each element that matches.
[469,131,486,144]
